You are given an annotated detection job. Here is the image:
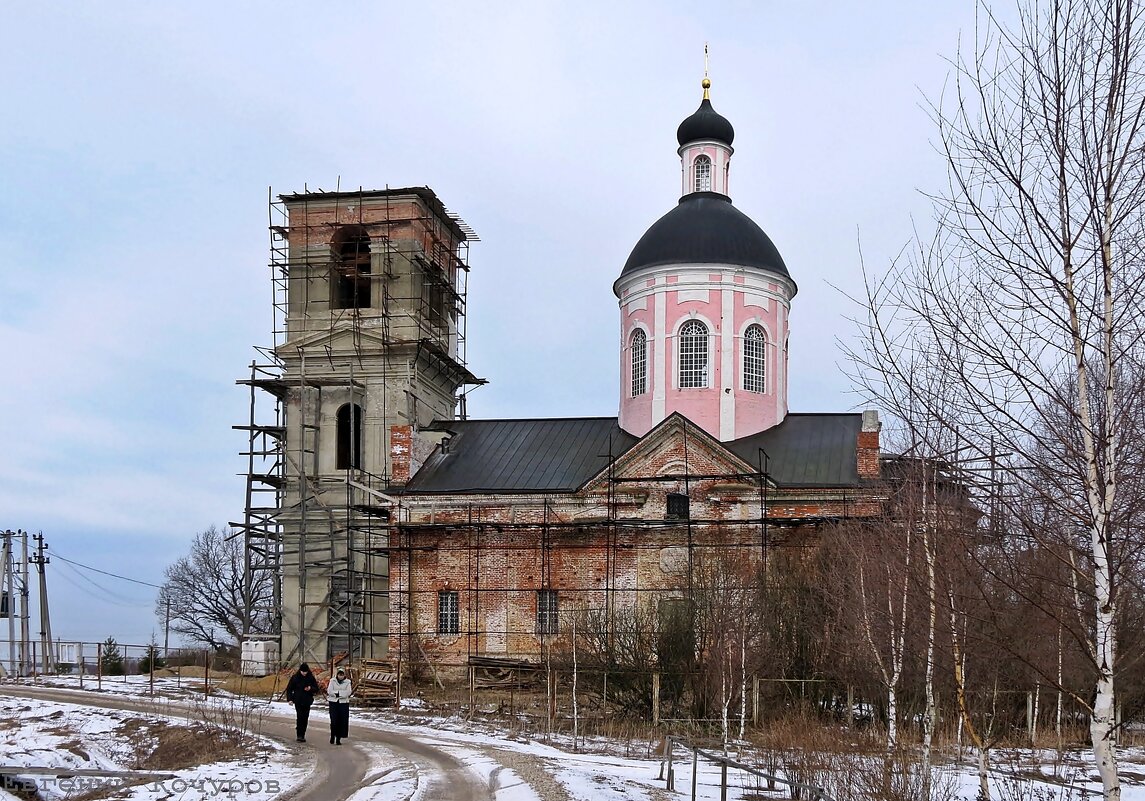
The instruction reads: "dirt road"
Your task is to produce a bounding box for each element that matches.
[1,684,497,801]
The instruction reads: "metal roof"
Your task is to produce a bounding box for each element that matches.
[617,193,793,289]
[677,97,735,146]
[404,413,866,494]
[726,413,864,488]
[405,418,639,494]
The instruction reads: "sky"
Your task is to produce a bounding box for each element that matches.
[0,2,994,646]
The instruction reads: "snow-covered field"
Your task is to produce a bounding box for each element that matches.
[0,692,310,801]
[2,675,1144,800]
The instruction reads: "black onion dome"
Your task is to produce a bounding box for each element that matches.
[677,98,735,146]
[616,192,793,291]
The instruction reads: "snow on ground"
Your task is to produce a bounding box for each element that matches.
[0,691,309,801]
[342,743,415,801]
[5,674,1145,800]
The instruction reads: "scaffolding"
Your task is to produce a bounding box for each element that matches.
[381,423,887,712]
[234,185,482,667]
[232,185,892,710]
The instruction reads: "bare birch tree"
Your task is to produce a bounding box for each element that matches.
[849,2,1145,797]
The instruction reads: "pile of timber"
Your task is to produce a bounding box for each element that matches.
[354,659,398,705]
[468,655,542,688]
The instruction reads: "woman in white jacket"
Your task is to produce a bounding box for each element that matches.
[327,668,352,745]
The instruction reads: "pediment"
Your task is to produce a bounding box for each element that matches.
[582,413,756,491]
[277,325,395,357]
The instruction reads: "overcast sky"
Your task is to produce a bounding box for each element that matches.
[1,2,992,647]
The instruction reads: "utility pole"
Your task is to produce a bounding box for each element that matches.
[2,530,13,676]
[20,530,30,675]
[1,530,33,677]
[31,533,53,675]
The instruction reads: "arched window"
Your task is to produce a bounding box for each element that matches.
[336,403,363,470]
[743,325,766,393]
[631,329,647,397]
[332,227,372,309]
[693,155,712,192]
[678,320,709,388]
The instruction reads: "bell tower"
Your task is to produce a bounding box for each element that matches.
[239,187,483,666]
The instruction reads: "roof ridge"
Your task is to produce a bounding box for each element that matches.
[431,416,621,424]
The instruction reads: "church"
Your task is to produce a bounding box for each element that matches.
[238,78,886,670]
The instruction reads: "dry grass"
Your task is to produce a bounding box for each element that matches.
[136,723,250,771]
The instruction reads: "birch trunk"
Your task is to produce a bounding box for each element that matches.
[922,475,938,794]
[857,522,911,754]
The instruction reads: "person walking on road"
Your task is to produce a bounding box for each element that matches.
[327,667,352,745]
[285,663,319,742]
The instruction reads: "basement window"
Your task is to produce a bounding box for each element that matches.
[438,590,459,635]
[536,590,559,635]
[666,493,690,521]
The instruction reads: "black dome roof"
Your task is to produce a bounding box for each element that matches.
[677,98,735,146]
[616,192,793,289]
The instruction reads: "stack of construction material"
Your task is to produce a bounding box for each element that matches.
[468,655,542,688]
[354,659,398,705]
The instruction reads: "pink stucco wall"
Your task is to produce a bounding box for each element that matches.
[619,267,792,441]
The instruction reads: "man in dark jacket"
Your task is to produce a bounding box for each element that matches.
[285,663,319,742]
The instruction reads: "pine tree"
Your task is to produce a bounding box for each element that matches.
[138,641,165,674]
[101,637,124,676]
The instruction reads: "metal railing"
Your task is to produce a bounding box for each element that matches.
[658,735,834,801]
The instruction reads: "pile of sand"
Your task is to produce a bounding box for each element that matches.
[170,666,237,679]
[218,673,289,698]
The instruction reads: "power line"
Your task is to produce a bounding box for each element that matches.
[47,549,162,589]
[52,560,150,608]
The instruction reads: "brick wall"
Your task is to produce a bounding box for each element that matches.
[858,409,881,479]
[390,425,413,484]
[391,484,887,669]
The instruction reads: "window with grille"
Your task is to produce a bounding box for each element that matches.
[678,320,709,388]
[536,589,559,635]
[438,590,459,635]
[743,325,766,393]
[666,493,690,520]
[631,329,647,396]
[694,155,712,192]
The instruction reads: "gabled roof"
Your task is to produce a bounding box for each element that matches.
[583,412,755,493]
[405,418,639,494]
[727,413,864,488]
[404,412,867,494]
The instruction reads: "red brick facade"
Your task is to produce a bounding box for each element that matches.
[390,416,886,674]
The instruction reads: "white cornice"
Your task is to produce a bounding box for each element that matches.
[676,139,735,157]
[618,263,795,307]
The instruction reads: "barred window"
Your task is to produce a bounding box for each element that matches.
[678,320,709,388]
[693,155,712,192]
[438,590,459,635]
[536,589,559,635]
[743,325,766,393]
[666,493,690,520]
[631,329,647,396]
